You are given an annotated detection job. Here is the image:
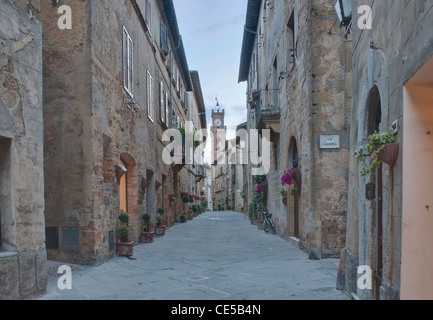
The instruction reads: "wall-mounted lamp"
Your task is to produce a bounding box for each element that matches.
[334,0,352,27]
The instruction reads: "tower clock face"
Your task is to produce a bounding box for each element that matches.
[214,119,222,127]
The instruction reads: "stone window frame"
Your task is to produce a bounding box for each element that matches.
[122,26,134,98]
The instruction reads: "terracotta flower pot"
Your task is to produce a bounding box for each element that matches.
[378,142,399,167]
[117,241,134,257]
[155,225,166,235]
[140,231,154,243]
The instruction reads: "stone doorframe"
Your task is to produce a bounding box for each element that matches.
[356,47,391,300]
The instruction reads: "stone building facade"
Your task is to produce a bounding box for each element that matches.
[239,0,350,259]
[339,0,433,300]
[0,0,46,299]
[41,0,207,265]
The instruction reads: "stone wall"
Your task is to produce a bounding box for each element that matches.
[342,0,433,300]
[249,0,349,259]
[41,0,198,265]
[0,0,46,299]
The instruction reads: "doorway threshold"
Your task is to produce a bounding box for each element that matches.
[288,236,300,248]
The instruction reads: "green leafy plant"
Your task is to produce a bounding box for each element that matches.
[156,213,164,226]
[356,127,395,176]
[157,207,165,215]
[118,213,129,224]
[142,213,152,231]
[116,225,129,242]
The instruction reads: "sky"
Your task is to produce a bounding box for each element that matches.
[173,0,248,164]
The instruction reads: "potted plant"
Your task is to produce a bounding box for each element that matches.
[252,90,260,101]
[356,127,399,176]
[140,213,154,243]
[180,213,187,223]
[155,209,166,235]
[116,213,134,257]
[282,196,288,206]
[169,193,177,203]
[279,187,287,197]
[192,204,199,217]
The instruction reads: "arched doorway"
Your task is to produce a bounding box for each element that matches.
[289,137,300,238]
[118,153,138,242]
[118,160,127,213]
[366,85,383,300]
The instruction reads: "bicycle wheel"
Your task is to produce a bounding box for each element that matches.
[263,221,271,233]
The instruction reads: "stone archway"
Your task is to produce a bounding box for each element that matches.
[356,48,390,300]
[287,136,301,239]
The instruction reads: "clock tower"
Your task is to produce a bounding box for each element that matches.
[211,103,226,164]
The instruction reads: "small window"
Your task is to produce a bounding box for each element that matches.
[123,26,133,96]
[287,12,295,62]
[147,70,154,122]
[160,22,168,55]
[145,0,152,34]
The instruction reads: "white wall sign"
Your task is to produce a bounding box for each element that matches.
[320,135,340,149]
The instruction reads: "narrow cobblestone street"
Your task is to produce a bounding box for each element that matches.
[38,211,350,300]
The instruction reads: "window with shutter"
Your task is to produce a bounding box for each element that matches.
[122,26,133,97]
[160,23,168,55]
[160,81,165,123]
[145,0,152,34]
[165,91,169,124]
[147,70,154,122]
[184,91,189,110]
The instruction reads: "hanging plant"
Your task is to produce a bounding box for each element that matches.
[281,167,301,196]
[356,127,398,176]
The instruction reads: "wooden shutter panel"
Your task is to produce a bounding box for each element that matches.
[165,91,169,124]
[160,23,168,54]
[160,82,164,122]
[184,92,188,110]
[145,0,151,31]
[123,27,128,90]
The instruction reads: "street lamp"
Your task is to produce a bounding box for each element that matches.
[334,0,352,27]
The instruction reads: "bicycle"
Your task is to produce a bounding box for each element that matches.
[262,210,276,234]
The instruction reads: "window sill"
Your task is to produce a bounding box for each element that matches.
[0,251,18,259]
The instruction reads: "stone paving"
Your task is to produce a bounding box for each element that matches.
[38,210,351,300]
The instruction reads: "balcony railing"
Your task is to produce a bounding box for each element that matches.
[256,103,281,134]
[194,164,205,182]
